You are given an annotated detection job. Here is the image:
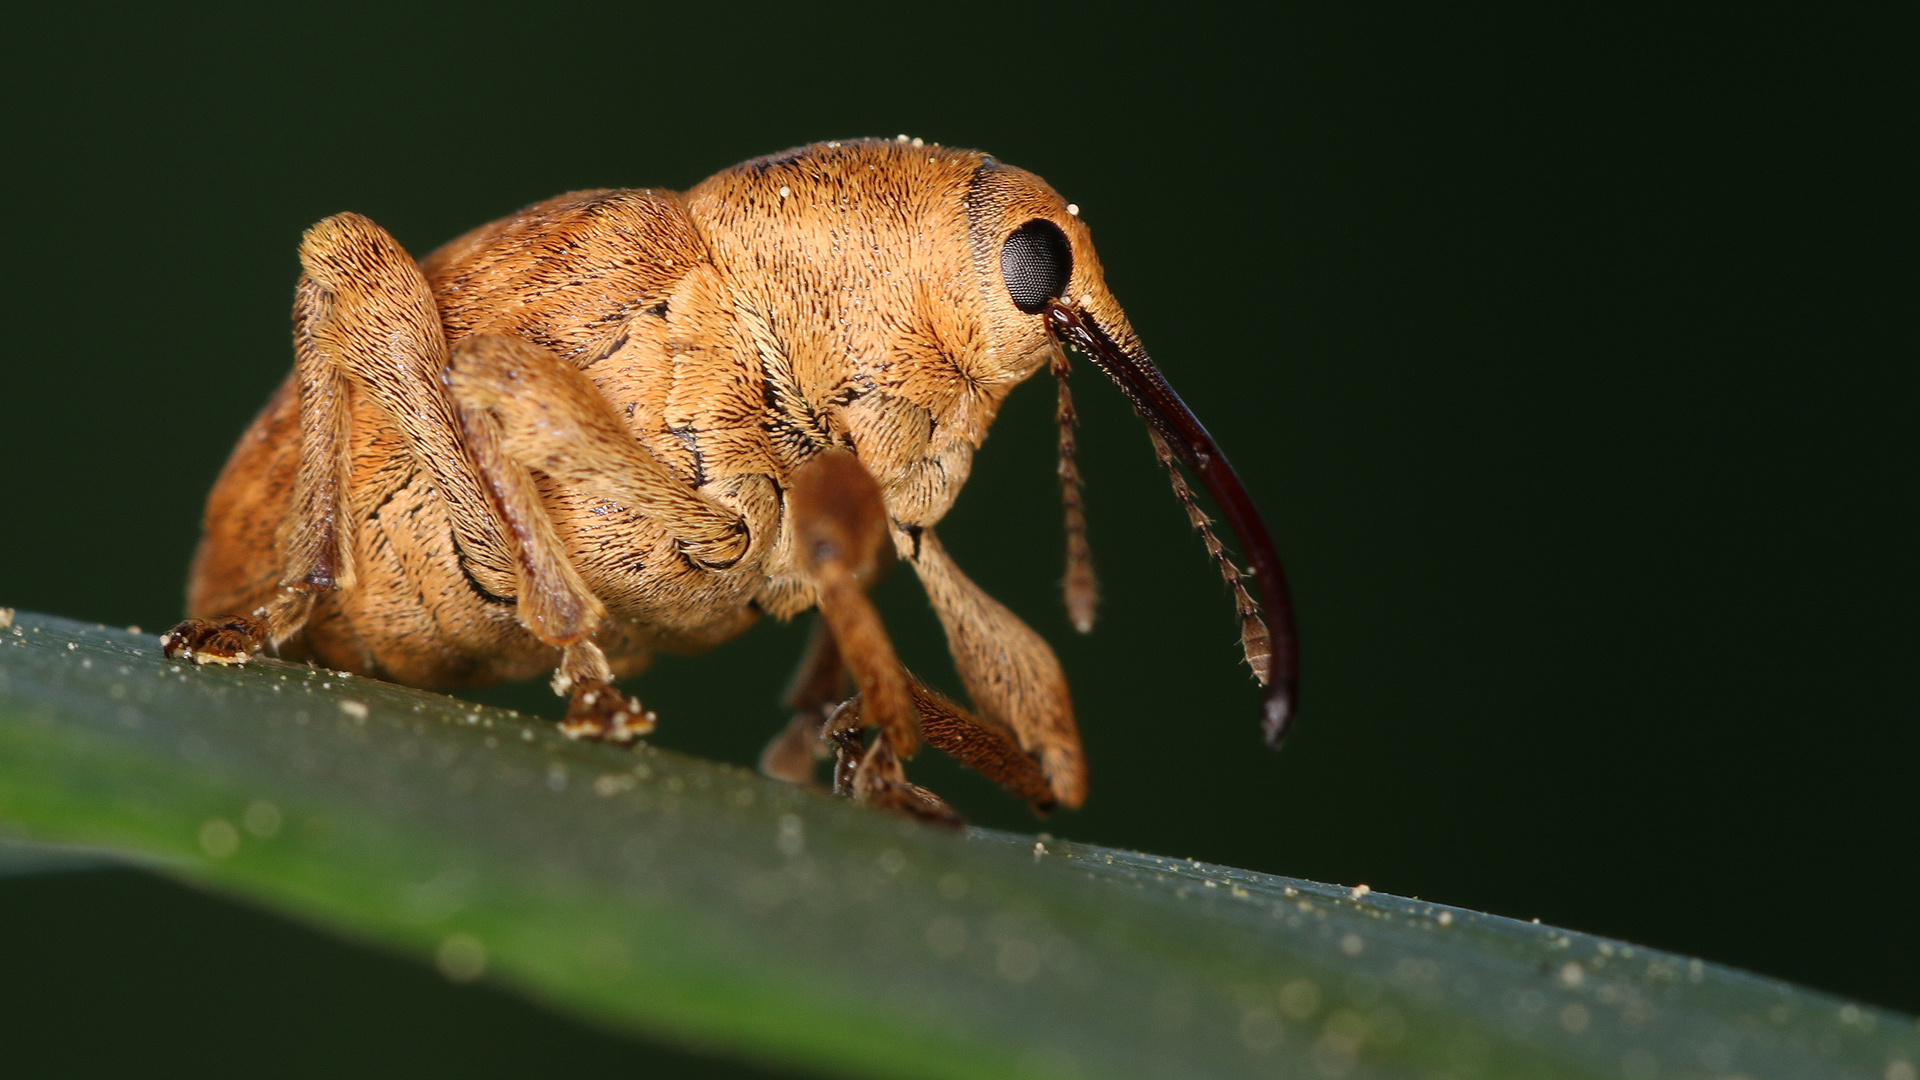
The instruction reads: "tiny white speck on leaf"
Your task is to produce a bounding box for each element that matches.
[776,813,804,857]
[198,818,240,859]
[243,800,282,838]
[436,933,487,983]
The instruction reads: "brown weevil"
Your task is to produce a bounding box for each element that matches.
[162,137,1298,822]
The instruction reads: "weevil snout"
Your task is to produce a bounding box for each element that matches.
[1042,300,1299,746]
[966,165,1299,745]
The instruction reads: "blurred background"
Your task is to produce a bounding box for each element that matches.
[1,3,1911,1074]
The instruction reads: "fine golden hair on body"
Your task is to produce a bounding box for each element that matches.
[162,138,1298,821]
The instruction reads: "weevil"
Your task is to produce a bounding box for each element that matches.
[161,137,1298,821]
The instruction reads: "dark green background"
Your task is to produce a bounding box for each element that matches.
[1,3,1911,1074]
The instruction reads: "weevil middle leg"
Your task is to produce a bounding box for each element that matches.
[445,330,764,738]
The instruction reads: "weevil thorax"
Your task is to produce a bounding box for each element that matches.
[683,139,1142,529]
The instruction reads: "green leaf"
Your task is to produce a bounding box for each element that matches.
[0,612,1911,1079]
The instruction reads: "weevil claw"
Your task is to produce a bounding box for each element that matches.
[560,678,656,744]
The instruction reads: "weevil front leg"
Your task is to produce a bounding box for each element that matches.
[822,699,961,826]
[785,449,973,824]
[824,673,1060,814]
[761,615,1056,811]
[904,527,1087,809]
[772,452,1062,817]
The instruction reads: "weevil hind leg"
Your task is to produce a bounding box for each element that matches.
[164,584,321,663]
[164,231,412,666]
[447,331,752,745]
[160,611,274,665]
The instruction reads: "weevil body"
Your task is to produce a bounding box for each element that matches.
[164,138,1297,820]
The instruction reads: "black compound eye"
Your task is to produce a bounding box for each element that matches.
[1000,219,1073,315]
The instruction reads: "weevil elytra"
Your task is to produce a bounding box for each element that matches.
[161,137,1298,821]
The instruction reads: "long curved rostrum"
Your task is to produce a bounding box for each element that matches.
[1044,302,1298,747]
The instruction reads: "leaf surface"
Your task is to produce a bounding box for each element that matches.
[0,612,1910,1079]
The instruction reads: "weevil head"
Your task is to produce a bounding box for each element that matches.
[960,160,1143,383]
[684,137,1132,388]
[681,138,1133,520]
[686,140,1297,743]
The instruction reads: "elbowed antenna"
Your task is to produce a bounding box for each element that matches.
[1043,302,1299,747]
[1049,345,1099,634]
